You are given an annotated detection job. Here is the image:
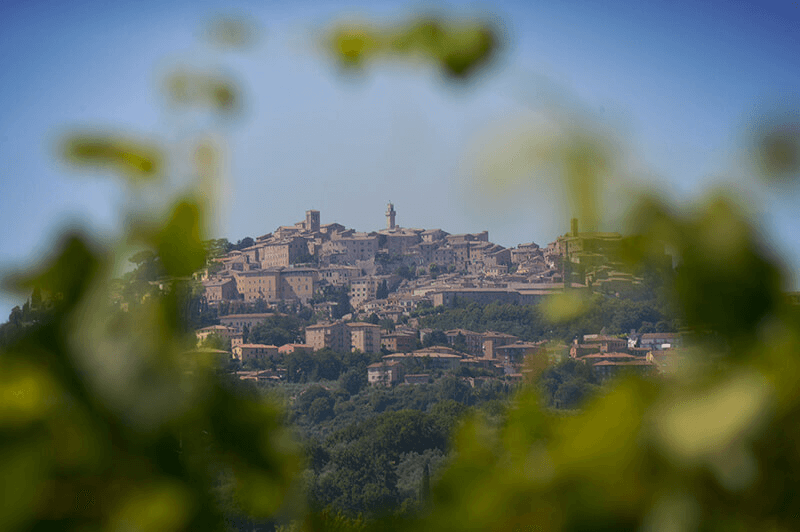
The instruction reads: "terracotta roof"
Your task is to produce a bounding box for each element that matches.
[384,351,462,360]
[368,360,401,368]
[445,328,481,335]
[278,344,312,353]
[347,322,381,329]
[583,335,625,343]
[482,331,519,339]
[238,343,278,349]
[497,341,545,349]
[382,332,417,338]
[203,278,235,286]
[185,348,230,355]
[593,360,655,366]
[306,321,345,330]
[580,352,638,360]
[220,313,277,320]
[413,353,461,359]
[197,325,233,332]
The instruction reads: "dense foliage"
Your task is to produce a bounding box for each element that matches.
[267,375,513,522]
[539,358,600,409]
[248,315,307,346]
[418,287,678,342]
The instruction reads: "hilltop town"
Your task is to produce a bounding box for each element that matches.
[203,204,654,313]
[196,204,680,385]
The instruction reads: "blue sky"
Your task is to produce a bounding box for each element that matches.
[1,0,799,312]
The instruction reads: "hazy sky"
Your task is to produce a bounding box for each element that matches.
[1,0,799,311]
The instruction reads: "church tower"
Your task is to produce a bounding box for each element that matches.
[305,210,320,232]
[386,202,396,230]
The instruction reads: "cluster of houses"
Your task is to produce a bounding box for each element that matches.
[196,309,688,386]
[200,206,657,323]
[568,331,686,380]
[196,315,550,380]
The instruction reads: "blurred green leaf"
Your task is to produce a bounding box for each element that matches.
[325,15,502,81]
[329,23,379,69]
[204,15,258,50]
[751,115,800,184]
[5,233,103,310]
[109,481,194,532]
[165,70,241,114]
[541,291,590,323]
[157,201,207,277]
[61,134,163,181]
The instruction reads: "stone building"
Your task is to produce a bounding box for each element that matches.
[279,268,316,304]
[234,270,281,302]
[195,325,237,345]
[385,202,396,230]
[381,331,418,353]
[305,209,320,232]
[232,268,316,304]
[347,322,382,354]
[202,277,238,304]
[318,265,360,287]
[219,313,276,332]
[257,236,310,268]
[367,360,403,386]
[305,321,350,352]
[322,232,378,264]
[233,343,279,361]
[445,329,486,356]
[431,288,520,307]
[379,228,422,255]
[511,242,542,264]
[278,343,314,355]
[481,331,520,360]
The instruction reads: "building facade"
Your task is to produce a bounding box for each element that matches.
[233,343,279,361]
[305,321,350,352]
[348,322,382,354]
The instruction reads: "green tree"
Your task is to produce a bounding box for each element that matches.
[312,349,344,381]
[309,397,335,423]
[232,236,254,250]
[423,329,448,347]
[128,249,162,281]
[332,286,351,319]
[437,376,473,405]
[376,279,389,300]
[200,332,231,351]
[339,368,367,396]
[394,265,415,280]
[286,350,315,383]
[205,238,232,259]
[452,332,467,353]
[249,315,304,346]
[420,461,431,503]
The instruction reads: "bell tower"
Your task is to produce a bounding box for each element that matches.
[306,210,320,232]
[386,202,396,230]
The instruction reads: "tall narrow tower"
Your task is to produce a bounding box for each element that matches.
[386,202,396,230]
[306,210,320,232]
